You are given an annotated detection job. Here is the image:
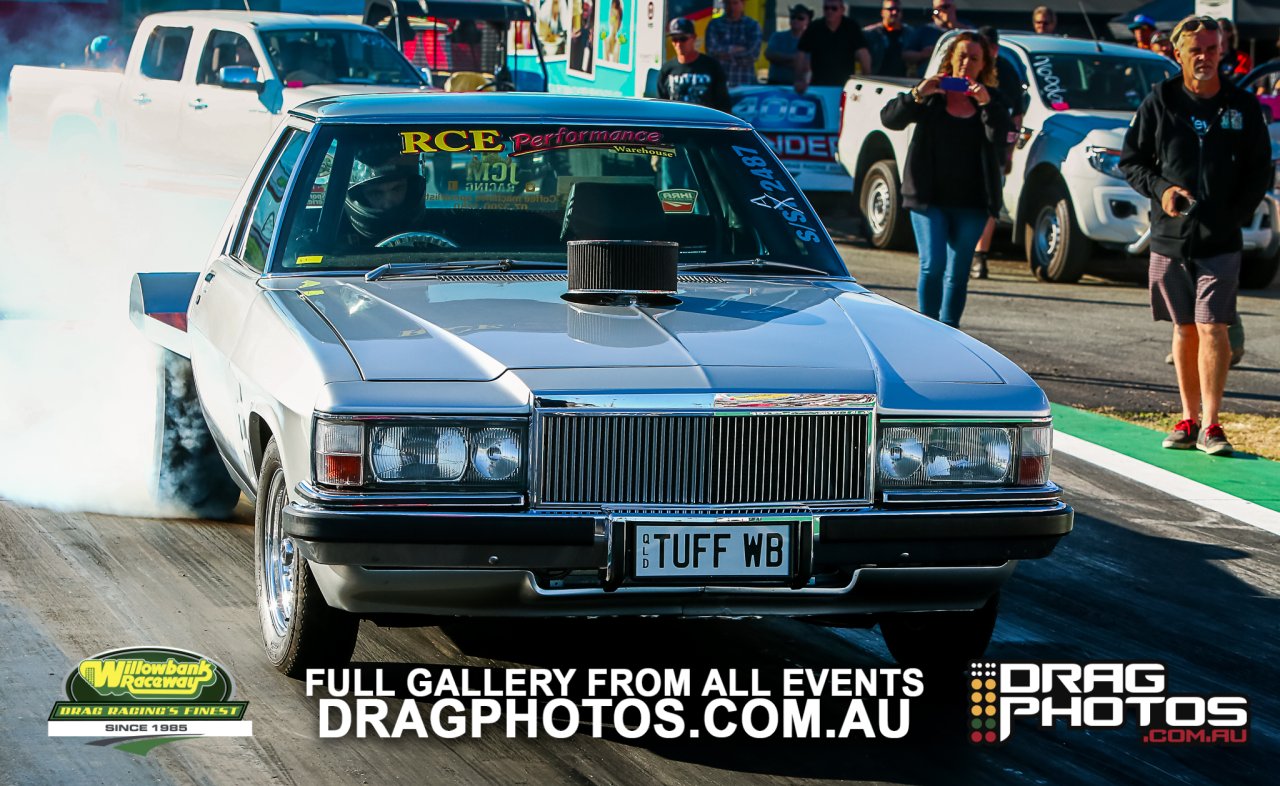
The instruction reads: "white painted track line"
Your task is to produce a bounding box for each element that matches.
[1053,430,1280,536]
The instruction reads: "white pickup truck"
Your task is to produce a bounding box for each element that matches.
[837,32,1280,287]
[7,10,433,184]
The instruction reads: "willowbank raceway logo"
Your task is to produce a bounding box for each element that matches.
[967,662,1248,746]
[48,647,252,755]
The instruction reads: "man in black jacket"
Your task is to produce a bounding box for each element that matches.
[1120,15,1272,456]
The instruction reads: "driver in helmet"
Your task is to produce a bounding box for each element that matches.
[341,143,427,249]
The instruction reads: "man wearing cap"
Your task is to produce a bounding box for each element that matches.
[1151,31,1175,61]
[1120,15,1272,456]
[1129,14,1157,50]
[794,0,871,92]
[863,0,912,77]
[765,5,812,85]
[706,0,763,88]
[658,17,732,112]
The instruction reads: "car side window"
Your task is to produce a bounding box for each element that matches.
[196,30,259,85]
[237,130,309,271]
[139,26,194,82]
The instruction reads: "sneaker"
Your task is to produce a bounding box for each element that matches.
[1197,424,1234,456]
[1165,352,1174,365]
[970,252,989,280]
[1162,418,1199,449]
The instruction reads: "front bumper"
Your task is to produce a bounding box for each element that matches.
[285,496,1073,617]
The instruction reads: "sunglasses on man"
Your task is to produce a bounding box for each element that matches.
[932,3,954,16]
[670,35,691,42]
[1172,16,1219,43]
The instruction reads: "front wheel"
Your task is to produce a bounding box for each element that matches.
[859,160,913,250]
[1024,182,1090,283]
[256,438,359,678]
[879,594,999,667]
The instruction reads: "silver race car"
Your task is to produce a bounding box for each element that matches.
[130,93,1072,677]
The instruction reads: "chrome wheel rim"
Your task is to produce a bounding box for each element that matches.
[1033,206,1061,264]
[865,177,892,236]
[261,469,295,637]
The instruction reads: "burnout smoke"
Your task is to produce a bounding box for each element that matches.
[0,125,234,517]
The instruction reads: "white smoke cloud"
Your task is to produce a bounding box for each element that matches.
[0,115,235,517]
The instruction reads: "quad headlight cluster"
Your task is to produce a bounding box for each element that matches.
[314,419,525,489]
[877,423,1052,489]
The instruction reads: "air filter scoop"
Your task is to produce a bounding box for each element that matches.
[565,240,678,305]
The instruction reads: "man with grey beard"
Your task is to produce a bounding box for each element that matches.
[1120,15,1271,456]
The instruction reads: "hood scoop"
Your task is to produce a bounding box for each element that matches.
[563,240,680,307]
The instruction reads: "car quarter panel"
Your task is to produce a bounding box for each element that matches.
[228,289,362,491]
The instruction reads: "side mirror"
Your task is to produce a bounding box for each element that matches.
[218,65,262,90]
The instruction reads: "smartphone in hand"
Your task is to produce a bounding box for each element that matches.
[1173,193,1199,216]
[939,76,969,92]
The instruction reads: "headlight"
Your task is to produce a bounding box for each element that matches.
[877,424,1051,489]
[878,427,925,482]
[471,427,521,481]
[313,418,526,489]
[371,425,468,482]
[1086,146,1124,180]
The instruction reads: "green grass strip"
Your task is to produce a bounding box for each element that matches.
[1051,403,1280,513]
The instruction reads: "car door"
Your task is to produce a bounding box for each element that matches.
[189,126,309,480]
[118,25,195,170]
[181,28,278,179]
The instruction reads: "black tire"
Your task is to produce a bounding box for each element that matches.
[879,594,999,667]
[155,349,241,519]
[1240,249,1280,289]
[859,159,913,250]
[1024,181,1090,283]
[255,438,359,678]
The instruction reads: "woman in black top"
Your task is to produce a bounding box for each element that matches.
[880,31,1012,328]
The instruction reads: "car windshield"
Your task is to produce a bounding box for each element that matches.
[261,29,424,87]
[271,123,846,275]
[1028,53,1176,111]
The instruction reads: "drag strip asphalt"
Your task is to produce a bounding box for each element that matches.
[1,453,1275,786]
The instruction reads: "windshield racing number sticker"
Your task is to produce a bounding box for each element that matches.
[508,128,675,157]
[399,130,505,154]
[659,189,698,213]
[1032,56,1069,110]
[733,146,821,243]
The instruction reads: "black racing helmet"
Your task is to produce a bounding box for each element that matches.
[345,142,427,240]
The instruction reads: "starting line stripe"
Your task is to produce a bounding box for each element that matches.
[1053,430,1280,536]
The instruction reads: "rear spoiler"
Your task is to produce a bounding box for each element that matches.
[129,272,199,359]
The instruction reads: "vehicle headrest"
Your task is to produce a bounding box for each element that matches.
[560,182,665,242]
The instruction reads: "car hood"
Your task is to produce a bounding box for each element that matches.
[1039,110,1131,145]
[281,275,1045,413]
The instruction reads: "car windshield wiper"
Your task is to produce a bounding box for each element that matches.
[678,259,833,276]
[365,259,557,281]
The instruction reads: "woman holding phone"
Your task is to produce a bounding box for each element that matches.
[880,31,1012,328]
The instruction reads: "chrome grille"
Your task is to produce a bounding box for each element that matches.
[536,412,868,506]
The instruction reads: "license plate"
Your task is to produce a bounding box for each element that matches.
[632,523,792,579]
